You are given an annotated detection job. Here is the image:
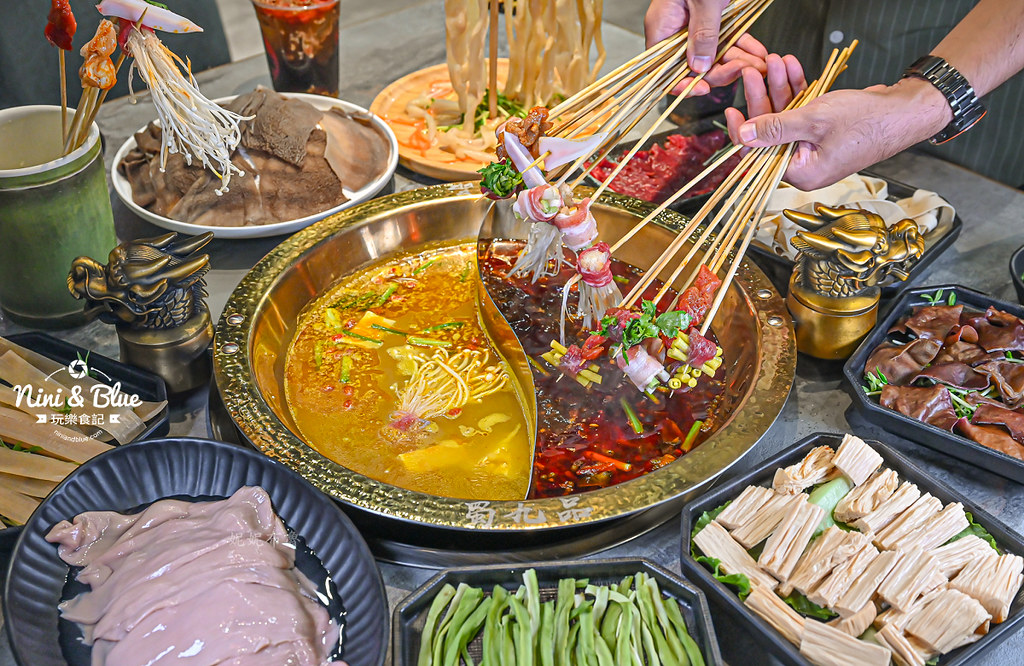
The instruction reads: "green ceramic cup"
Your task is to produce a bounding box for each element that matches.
[0,106,118,328]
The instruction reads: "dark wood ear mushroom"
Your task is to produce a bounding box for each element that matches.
[68,232,215,393]
[786,204,925,359]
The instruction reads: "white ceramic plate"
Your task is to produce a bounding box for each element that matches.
[110,92,399,239]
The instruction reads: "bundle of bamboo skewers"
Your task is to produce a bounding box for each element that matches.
[478,0,857,397]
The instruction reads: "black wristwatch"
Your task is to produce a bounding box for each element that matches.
[902,55,986,145]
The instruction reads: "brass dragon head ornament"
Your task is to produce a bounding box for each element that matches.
[786,203,925,299]
[68,232,214,330]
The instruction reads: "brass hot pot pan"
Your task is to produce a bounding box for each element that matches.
[213,183,795,561]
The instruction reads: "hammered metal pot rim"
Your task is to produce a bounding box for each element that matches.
[213,182,795,532]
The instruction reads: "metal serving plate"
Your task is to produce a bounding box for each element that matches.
[213,183,795,565]
[843,284,1024,483]
[393,558,723,665]
[680,433,1024,666]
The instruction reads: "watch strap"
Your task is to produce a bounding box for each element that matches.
[902,55,986,145]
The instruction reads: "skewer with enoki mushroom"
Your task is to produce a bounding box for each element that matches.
[91,0,248,193]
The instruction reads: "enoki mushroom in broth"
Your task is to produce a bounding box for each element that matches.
[389,348,508,433]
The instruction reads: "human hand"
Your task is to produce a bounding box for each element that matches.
[725,72,954,190]
[645,0,767,96]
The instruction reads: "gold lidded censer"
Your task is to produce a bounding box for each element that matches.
[67,232,215,393]
[785,203,925,359]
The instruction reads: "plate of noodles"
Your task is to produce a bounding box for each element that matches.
[111,91,399,239]
[370,0,607,181]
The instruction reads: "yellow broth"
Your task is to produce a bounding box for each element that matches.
[284,242,532,500]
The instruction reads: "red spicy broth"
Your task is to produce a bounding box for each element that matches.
[480,240,728,498]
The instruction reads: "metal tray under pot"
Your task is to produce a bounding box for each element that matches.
[213,183,795,567]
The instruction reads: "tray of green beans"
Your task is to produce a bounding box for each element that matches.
[393,558,722,665]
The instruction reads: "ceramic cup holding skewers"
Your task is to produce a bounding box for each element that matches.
[0,106,117,328]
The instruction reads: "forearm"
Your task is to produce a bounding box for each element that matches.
[931,0,1024,97]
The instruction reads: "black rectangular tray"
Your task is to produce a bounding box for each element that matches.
[843,284,1024,484]
[0,332,169,554]
[394,558,723,665]
[747,171,963,297]
[679,432,1024,666]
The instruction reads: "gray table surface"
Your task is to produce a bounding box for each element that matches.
[3,3,1024,664]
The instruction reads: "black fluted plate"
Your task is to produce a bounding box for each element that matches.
[2,437,388,666]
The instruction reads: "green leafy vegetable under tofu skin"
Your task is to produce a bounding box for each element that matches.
[690,502,761,598]
[781,590,837,620]
[418,569,706,666]
[948,510,1000,553]
[807,476,854,537]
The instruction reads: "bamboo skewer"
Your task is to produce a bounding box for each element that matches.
[59,50,68,146]
[488,0,499,119]
[554,0,773,189]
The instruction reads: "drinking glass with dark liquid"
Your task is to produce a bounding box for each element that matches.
[250,0,340,96]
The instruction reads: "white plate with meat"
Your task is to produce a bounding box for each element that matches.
[111,91,399,239]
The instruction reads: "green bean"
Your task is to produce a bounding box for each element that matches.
[640,621,662,666]
[615,599,633,665]
[433,585,482,666]
[570,597,593,622]
[599,600,623,653]
[418,583,456,666]
[524,568,542,642]
[539,601,555,666]
[664,598,705,666]
[617,575,634,595]
[554,578,575,666]
[501,614,516,666]
[509,595,534,666]
[444,596,492,666]
[484,585,508,666]
[644,578,686,665]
